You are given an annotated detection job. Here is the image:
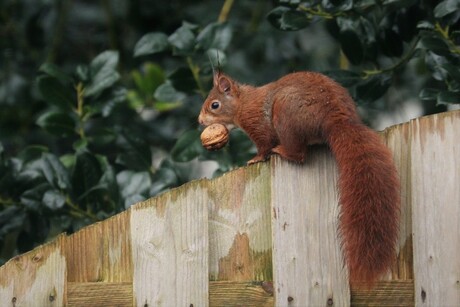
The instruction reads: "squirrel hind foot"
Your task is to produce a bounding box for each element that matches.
[272,145,305,163]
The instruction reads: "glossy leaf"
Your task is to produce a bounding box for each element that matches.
[339,29,364,65]
[150,160,179,196]
[41,153,71,190]
[419,88,439,101]
[36,110,76,137]
[168,23,196,55]
[356,74,392,103]
[134,32,170,57]
[116,132,152,171]
[71,152,102,206]
[154,83,186,104]
[421,36,451,56]
[267,6,310,31]
[171,130,202,162]
[84,51,120,97]
[116,170,150,208]
[39,63,73,85]
[42,189,66,210]
[37,76,75,110]
[434,0,460,18]
[437,90,460,105]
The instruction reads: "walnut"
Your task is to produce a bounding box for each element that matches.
[200,123,229,151]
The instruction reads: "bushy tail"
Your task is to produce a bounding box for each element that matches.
[326,120,400,286]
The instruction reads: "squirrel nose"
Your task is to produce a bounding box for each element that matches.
[198,114,205,126]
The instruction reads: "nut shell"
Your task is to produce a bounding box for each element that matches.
[200,123,229,151]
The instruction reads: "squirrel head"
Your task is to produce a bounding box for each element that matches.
[198,71,239,130]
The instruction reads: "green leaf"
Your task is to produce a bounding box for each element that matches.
[42,189,66,210]
[150,160,179,196]
[37,76,75,110]
[154,83,186,103]
[267,6,310,31]
[97,156,120,210]
[437,90,460,105]
[116,170,150,208]
[434,0,460,18]
[417,21,435,30]
[41,153,71,190]
[196,22,219,50]
[171,130,202,162]
[116,131,152,171]
[0,207,27,239]
[206,49,227,68]
[20,183,51,210]
[339,29,364,65]
[39,63,73,85]
[196,22,233,51]
[84,50,120,97]
[419,88,439,101]
[36,110,76,137]
[134,32,170,57]
[380,29,403,57]
[421,36,451,56]
[210,24,233,50]
[71,151,102,205]
[132,63,165,96]
[168,24,196,55]
[168,67,196,93]
[356,74,392,103]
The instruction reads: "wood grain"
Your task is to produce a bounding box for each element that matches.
[207,164,273,283]
[0,235,66,306]
[130,182,209,307]
[411,111,460,306]
[271,149,350,306]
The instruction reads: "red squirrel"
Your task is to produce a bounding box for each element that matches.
[198,70,400,286]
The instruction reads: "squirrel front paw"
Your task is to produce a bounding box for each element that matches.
[247,155,268,165]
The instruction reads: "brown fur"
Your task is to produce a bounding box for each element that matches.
[198,71,400,286]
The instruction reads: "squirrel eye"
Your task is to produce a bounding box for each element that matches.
[210,101,220,110]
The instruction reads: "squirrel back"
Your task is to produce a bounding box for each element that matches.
[199,71,401,286]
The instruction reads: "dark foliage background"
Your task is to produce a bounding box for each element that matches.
[1,0,459,264]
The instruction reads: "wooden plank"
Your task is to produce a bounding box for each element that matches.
[67,282,132,307]
[0,235,66,306]
[207,164,273,282]
[351,280,414,306]
[209,281,273,306]
[411,110,460,306]
[65,212,133,282]
[271,150,350,306]
[383,122,414,280]
[130,182,209,307]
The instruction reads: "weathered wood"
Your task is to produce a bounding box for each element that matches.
[130,182,209,307]
[411,111,460,306]
[271,149,350,306]
[351,280,414,306]
[209,281,273,306]
[67,282,132,307]
[65,212,132,283]
[0,235,66,306]
[207,164,272,282]
[383,122,414,280]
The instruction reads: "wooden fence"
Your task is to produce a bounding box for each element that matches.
[0,110,459,306]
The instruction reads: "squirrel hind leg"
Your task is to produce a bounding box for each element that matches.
[272,145,305,163]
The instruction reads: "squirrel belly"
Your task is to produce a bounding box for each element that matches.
[198,71,401,286]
